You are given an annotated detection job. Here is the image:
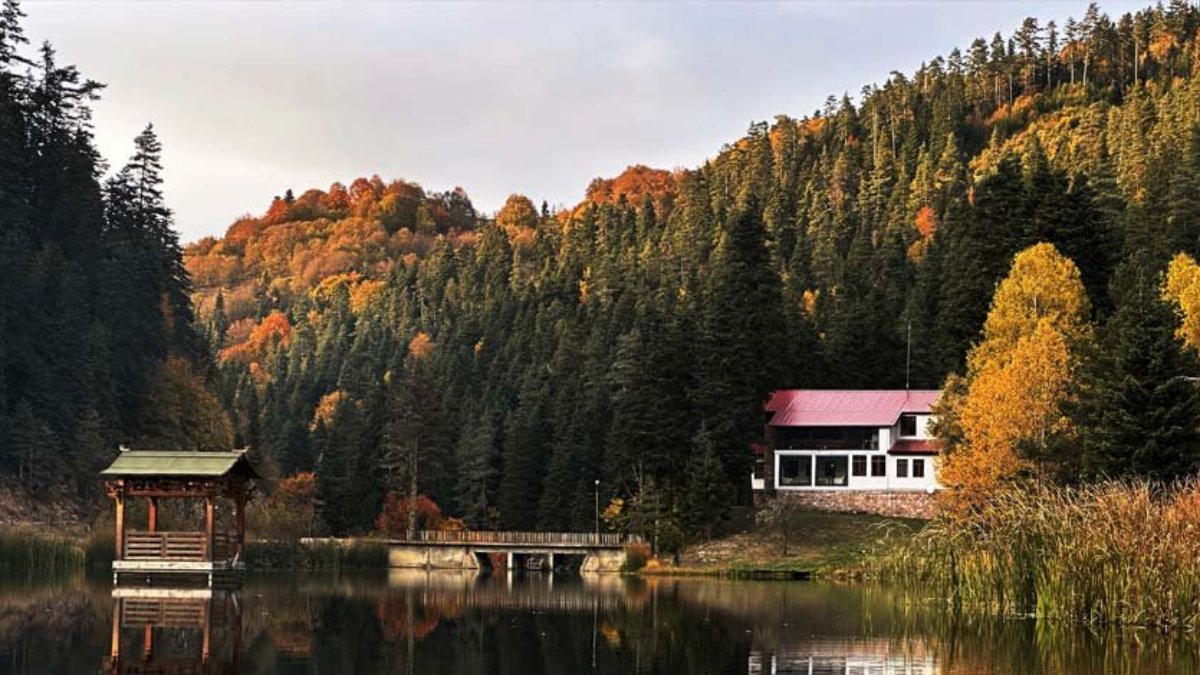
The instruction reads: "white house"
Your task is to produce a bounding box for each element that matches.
[752,390,941,493]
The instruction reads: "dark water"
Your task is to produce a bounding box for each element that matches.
[0,570,1197,675]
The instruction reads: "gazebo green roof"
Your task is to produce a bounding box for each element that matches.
[101,450,260,479]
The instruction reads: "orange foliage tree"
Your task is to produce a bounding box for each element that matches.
[251,472,324,539]
[497,194,538,238]
[376,493,465,536]
[938,243,1093,509]
[218,311,292,365]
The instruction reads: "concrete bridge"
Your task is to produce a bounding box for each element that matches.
[387,531,636,573]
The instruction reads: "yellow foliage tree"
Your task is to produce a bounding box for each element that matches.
[968,242,1092,373]
[940,243,1092,507]
[1163,252,1200,352]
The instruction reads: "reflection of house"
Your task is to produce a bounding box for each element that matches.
[750,637,939,675]
[749,650,939,675]
[753,390,941,494]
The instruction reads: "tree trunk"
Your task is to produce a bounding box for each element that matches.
[406,439,419,540]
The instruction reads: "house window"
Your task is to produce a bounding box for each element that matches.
[851,455,867,477]
[870,455,886,476]
[774,427,880,450]
[913,458,925,478]
[897,458,909,478]
[900,414,918,437]
[778,455,812,487]
[815,456,849,487]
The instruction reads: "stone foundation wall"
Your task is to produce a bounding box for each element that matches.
[770,490,936,519]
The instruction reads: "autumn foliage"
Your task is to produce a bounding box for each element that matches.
[1164,252,1200,352]
[251,472,323,539]
[584,165,676,212]
[939,243,1091,509]
[375,493,465,537]
[218,311,292,364]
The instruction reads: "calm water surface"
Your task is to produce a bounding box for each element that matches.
[0,570,1196,674]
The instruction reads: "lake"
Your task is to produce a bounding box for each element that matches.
[0,570,1197,674]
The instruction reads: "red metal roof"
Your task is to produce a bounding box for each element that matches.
[766,389,940,427]
[888,439,942,455]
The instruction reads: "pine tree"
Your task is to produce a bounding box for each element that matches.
[379,333,452,535]
[1074,257,1200,481]
[683,429,732,541]
[693,199,786,496]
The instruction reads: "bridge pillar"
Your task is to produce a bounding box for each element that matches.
[547,552,555,572]
[580,548,624,573]
[388,543,481,569]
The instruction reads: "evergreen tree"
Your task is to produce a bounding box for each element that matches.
[693,200,786,495]
[379,334,453,534]
[682,429,733,541]
[1074,257,1200,481]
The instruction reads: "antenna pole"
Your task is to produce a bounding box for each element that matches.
[905,320,912,390]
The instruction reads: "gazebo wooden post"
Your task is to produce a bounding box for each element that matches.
[113,484,125,562]
[146,496,158,533]
[109,598,121,664]
[234,486,246,559]
[205,491,216,562]
[142,624,153,660]
[200,601,211,665]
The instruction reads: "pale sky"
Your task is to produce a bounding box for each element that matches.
[22,1,1147,243]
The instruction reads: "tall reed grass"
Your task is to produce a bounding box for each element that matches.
[879,480,1200,629]
[245,539,389,570]
[0,527,86,577]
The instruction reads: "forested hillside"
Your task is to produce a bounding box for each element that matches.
[182,2,1200,542]
[0,0,227,502]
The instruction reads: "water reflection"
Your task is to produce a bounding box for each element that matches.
[0,571,1197,674]
[107,589,241,674]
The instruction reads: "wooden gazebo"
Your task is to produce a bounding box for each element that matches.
[102,449,258,586]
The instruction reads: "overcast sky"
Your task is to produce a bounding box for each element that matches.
[22,1,1146,243]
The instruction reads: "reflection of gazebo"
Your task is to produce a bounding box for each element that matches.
[108,587,243,675]
[102,449,258,586]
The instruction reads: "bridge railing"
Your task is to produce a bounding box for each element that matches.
[407,530,636,546]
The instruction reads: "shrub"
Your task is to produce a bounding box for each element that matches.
[249,472,323,540]
[376,493,451,537]
[622,541,651,573]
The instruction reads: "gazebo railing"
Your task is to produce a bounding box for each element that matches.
[123,530,239,561]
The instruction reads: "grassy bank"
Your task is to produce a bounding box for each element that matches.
[879,481,1200,629]
[640,511,924,578]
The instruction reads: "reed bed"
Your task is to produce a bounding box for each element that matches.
[879,480,1200,629]
[245,539,389,570]
[0,527,86,577]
